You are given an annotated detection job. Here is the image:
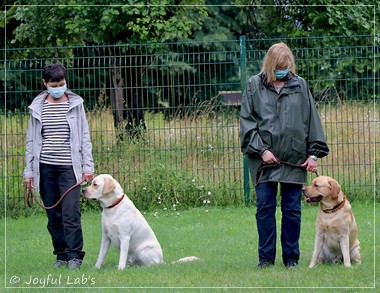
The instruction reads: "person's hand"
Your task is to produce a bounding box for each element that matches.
[261,150,279,164]
[82,173,94,183]
[24,178,34,190]
[301,157,318,173]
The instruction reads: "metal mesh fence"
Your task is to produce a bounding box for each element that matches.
[1,35,378,216]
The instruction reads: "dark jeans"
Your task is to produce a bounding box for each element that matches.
[40,163,85,261]
[255,181,302,265]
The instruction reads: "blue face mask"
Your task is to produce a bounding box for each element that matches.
[274,68,289,80]
[47,84,67,99]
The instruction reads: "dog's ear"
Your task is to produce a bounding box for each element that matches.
[103,177,116,194]
[329,179,341,199]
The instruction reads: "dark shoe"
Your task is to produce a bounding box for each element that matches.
[255,260,274,269]
[68,258,82,270]
[285,259,298,268]
[54,260,67,268]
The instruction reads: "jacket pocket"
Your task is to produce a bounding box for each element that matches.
[291,137,307,156]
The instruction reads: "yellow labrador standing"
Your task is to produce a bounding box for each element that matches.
[83,174,164,270]
[303,176,361,268]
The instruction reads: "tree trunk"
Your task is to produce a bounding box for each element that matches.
[110,63,125,129]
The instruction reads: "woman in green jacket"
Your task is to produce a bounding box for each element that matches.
[240,42,329,269]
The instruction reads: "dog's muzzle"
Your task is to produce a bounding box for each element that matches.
[82,188,97,200]
[302,188,323,203]
[304,195,323,203]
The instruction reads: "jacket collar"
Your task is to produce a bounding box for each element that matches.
[29,89,83,115]
[260,73,300,90]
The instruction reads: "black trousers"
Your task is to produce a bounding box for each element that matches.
[40,163,85,261]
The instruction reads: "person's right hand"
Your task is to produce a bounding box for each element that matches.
[261,150,279,164]
[24,178,34,190]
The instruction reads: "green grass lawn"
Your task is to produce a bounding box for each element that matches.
[1,203,379,292]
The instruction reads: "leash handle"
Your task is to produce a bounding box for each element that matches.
[24,179,86,210]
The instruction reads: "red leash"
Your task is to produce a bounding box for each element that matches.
[24,179,85,210]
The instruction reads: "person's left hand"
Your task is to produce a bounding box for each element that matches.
[82,173,94,183]
[301,157,318,173]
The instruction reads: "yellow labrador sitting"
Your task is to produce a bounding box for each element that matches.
[303,176,361,268]
[83,174,164,270]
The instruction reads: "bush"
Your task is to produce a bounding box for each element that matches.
[128,162,213,212]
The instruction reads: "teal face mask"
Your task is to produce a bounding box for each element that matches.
[274,68,289,79]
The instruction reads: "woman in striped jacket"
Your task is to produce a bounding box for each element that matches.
[23,63,94,270]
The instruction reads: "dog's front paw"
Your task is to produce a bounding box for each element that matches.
[95,263,102,269]
[117,265,126,270]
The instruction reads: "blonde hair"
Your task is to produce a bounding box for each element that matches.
[260,42,296,84]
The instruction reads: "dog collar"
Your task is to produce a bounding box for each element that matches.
[322,193,347,214]
[105,194,125,209]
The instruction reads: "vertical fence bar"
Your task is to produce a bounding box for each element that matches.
[239,35,250,206]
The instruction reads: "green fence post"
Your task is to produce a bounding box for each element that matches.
[240,35,250,206]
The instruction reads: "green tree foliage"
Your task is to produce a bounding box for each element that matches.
[233,1,378,102]
[190,1,248,42]
[234,0,377,37]
[3,0,207,48]
[1,1,208,131]
[1,1,378,116]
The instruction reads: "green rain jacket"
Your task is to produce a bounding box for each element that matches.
[240,73,329,185]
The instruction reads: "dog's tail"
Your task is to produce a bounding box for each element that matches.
[171,256,201,264]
